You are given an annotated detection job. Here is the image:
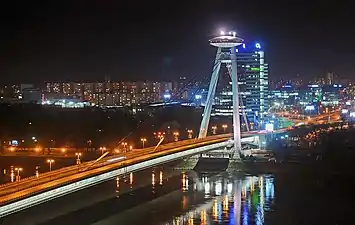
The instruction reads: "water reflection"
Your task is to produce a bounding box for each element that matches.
[152,171,156,194]
[129,172,134,187]
[164,174,275,225]
[10,166,14,182]
[35,166,40,178]
[160,171,163,185]
[182,173,189,192]
[116,177,120,195]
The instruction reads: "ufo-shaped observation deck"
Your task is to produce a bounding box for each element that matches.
[209,35,244,48]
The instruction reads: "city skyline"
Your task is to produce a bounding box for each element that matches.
[1,1,355,83]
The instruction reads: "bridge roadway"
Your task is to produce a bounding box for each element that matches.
[0,129,287,204]
[0,128,289,217]
[0,130,275,203]
[0,133,252,205]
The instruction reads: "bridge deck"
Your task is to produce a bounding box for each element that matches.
[0,134,233,206]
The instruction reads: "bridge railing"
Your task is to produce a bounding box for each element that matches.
[0,134,232,196]
[0,136,232,210]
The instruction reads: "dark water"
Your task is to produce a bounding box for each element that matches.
[2,163,355,225]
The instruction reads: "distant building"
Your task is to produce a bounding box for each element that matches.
[297,84,345,107]
[269,85,300,107]
[299,84,323,105]
[22,88,41,103]
[44,81,175,107]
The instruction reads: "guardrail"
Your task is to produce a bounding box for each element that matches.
[0,134,233,198]
[0,138,231,217]
[1,135,231,201]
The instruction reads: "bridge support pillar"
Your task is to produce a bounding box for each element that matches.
[226,146,243,173]
[174,155,200,171]
[226,158,243,173]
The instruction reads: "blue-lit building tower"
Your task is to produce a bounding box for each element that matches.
[213,43,269,126]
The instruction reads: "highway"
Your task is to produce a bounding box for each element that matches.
[0,133,235,206]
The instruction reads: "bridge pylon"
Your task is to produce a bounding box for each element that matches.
[198,30,244,160]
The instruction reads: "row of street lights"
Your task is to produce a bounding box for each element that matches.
[116,125,228,153]
[211,124,228,134]
[121,142,133,152]
[10,152,84,182]
[139,125,227,149]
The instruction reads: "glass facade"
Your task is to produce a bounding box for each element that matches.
[213,43,269,124]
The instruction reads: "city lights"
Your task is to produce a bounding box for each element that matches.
[75,152,82,165]
[47,159,55,171]
[140,137,147,148]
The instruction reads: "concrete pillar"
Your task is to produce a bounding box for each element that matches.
[174,155,199,171]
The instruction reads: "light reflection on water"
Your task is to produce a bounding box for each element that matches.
[163,174,275,225]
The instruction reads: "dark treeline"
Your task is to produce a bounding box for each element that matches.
[0,104,204,150]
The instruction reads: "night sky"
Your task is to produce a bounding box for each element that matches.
[1,1,355,83]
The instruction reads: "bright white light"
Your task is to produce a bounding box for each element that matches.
[305,105,315,111]
[242,44,246,48]
[220,30,225,35]
[204,183,210,194]
[350,112,355,117]
[227,183,233,194]
[342,109,348,114]
[107,156,126,162]
[215,182,222,195]
[163,94,171,99]
[232,31,236,36]
[265,123,274,132]
[255,43,261,48]
[195,94,202,99]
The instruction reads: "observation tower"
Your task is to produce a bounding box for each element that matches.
[198,30,244,159]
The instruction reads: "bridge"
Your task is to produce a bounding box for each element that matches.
[0,131,274,217]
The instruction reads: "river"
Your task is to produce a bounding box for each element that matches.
[2,160,354,225]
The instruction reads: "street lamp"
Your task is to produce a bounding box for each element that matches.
[211,125,217,135]
[35,146,41,153]
[222,124,228,133]
[173,132,179,141]
[99,146,106,154]
[47,159,54,171]
[121,142,128,152]
[14,167,23,178]
[61,147,67,153]
[129,145,133,151]
[35,166,40,178]
[75,152,82,165]
[140,137,147,148]
[157,134,164,140]
[156,131,165,140]
[187,129,193,139]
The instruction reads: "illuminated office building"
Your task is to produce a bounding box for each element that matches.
[213,43,269,124]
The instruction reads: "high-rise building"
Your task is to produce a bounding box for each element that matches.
[213,43,269,124]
